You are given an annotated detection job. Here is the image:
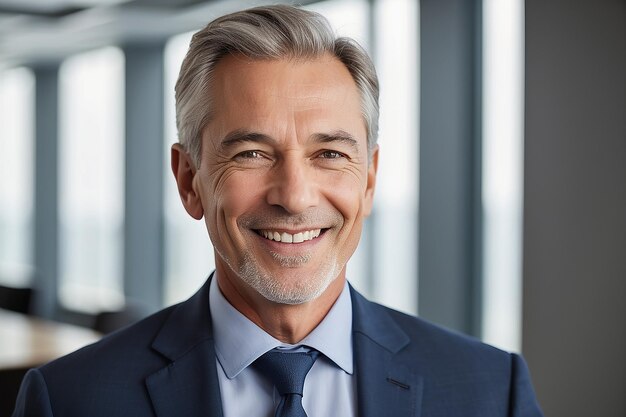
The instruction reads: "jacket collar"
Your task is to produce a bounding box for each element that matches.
[144,277,422,417]
[150,276,214,361]
[145,276,224,417]
[350,285,424,417]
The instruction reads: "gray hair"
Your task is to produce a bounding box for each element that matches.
[175,4,379,168]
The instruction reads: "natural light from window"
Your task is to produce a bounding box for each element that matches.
[481,0,524,352]
[0,67,35,287]
[59,47,125,313]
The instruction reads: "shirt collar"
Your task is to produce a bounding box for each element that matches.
[209,273,353,379]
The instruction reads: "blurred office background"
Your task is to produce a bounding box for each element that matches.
[0,0,624,416]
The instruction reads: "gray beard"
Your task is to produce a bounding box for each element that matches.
[217,246,341,305]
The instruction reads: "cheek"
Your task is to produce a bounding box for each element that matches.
[323,174,368,225]
[331,189,366,261]
[204,173,265,255]
[212,172,266,221]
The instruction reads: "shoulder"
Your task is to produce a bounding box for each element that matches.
[355,295,516,384]
[351,288,510,366]
[31,304,179,414]
[362,302,544,416]
[387,305,503,355]
[16,279,216,416]
[41,304,177,379]
[382,302,511,368]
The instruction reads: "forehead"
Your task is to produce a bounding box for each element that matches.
[206,54,365,138]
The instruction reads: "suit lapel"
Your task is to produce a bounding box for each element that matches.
[143,278,423,417]
[145,277,224,417]
[351,286,423,417]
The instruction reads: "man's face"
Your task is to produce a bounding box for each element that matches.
[190,54,377,305]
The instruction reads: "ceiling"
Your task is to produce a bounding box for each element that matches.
[0,0,315,68]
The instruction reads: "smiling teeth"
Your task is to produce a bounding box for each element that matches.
[261,229,321,243]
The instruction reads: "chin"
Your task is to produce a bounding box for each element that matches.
[238,254,342,305]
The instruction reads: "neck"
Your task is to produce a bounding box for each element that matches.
[215,267,345,344]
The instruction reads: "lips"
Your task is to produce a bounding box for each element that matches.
[257,228,322,243]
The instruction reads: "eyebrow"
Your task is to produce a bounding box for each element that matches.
[219,128,360,153]
[311,130,360,154]
[220,129,273,149]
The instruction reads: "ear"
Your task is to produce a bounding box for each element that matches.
[171,143,203,220]
[363,145,379,217]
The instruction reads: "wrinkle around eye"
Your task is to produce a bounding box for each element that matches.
[208,164,244,196]
[314,158,367,183]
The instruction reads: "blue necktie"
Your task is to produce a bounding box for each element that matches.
[254,349,319,417]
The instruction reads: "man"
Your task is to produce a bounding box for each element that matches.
[13,5,543,417]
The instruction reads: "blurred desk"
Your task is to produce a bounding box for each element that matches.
[0,308,100,370]
[0,308,101,415]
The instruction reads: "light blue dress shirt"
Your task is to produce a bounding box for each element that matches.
[209,276,356,417]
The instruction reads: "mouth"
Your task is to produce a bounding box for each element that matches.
[255,228,326,244]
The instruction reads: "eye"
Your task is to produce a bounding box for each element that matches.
[232,149,273,167]
[234,150,263,160]
[318,150,346,159]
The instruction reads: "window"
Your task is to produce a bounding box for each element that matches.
[481,0,524,352]
[370,0,419,314]
[58,47,125,313]
[0,67,35,287]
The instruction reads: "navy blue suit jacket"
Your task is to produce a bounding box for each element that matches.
[12,279,544,416]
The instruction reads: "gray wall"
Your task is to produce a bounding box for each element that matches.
[523,1,626,416]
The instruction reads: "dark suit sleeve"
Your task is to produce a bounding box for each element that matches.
[11,369,54,417]
[509,354,544,417]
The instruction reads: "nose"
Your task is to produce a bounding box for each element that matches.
[266,155,319,214]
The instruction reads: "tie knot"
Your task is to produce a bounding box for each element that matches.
[254,350,319,396]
